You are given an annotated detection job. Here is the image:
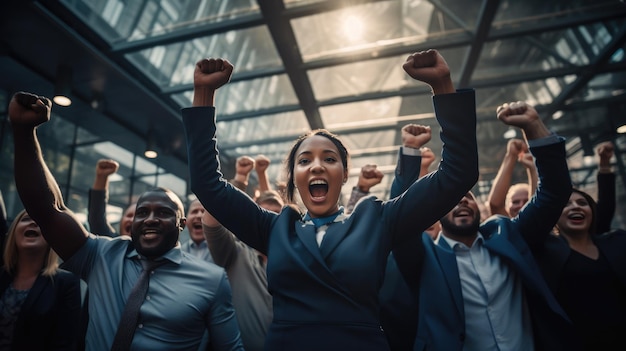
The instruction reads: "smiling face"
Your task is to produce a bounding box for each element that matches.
[440,192,481,242]
[506,183,529,217]
[292,135,348,218]
[131,189,185,259]
[14,212,49,255]
[186,199,205,244]
[556,191,594,237]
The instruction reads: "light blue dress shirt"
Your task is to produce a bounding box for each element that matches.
[440,233,534,351]
[181,239,214,263]
[61,235,243,351]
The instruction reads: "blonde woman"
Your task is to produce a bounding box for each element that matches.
[0,210,83,350]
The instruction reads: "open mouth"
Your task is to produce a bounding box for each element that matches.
[24,230,40,238]
[567,213,585,223]
[309,179,328,201]
[453,208,472,218]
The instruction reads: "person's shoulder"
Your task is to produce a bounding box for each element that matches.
[349,194,381,212]
[596,229,626,242]
[51,268,82,287]
[480,214,512,233]
[180,251,225,275]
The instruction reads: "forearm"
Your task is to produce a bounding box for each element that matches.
[204,223,237,268]
[192,87,215,107]
[87,189,117,237]
[12,126,87,259]
[487,154,516,216]
[346,187,369,214]
[184,107,273,253]
[92,174,108,190]
[389,90,478,237]
[518,140,570,248]
[527,165,538,197]
[595,172,616,234]
[256,171,272,193]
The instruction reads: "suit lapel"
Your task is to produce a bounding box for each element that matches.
[20,274,48,313]
[294,221,353,298]
[14,274,48,332]
[319,218,350,258]
[482,229,569,320]
[295,222,327,264]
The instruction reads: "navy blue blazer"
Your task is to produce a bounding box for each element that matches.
[0,268,83,350]
[184,90,478,351]
[392,139,580,351]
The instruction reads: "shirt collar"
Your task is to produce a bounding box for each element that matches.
[189,240,208,249]
[440,232,484,250]
[126,241,183,265]
[303,207,346,228]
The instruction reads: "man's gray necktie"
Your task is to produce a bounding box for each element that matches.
[110,258,166,351]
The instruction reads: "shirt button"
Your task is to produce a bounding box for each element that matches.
[138,324,143,329]
[151,271,155,275]
[146,295,151,301]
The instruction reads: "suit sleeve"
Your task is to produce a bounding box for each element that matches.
[595,172,616,235]
[49,272,84,350]
[204,223,238,269]
[516,139,571,249]
[87,189,117,237]
[184,107,276,255]
[381,89,478,244]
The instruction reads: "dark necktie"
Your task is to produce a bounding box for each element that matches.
[110,258,167,351]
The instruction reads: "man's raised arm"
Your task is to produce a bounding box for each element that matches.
[9,91,88,260]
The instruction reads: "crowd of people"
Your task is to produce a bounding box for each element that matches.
[0,49,624,351]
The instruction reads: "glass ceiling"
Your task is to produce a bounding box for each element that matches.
[57,0,626,204]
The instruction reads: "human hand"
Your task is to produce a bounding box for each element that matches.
[236,156,255,177]
[401,124,432,149]
[597,141,614,163]
[8,92,51,128]
[96,159,119,178]
[357,164,384,192]
[194,58,234,90]
[496,101,549,140]
[505,139,529,164]
[518,153,535,169]
[402,49,453,94]
[255,155,271,173]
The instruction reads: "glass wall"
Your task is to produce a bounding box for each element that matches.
[0,96,190,238]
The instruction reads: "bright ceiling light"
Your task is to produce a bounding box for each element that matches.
[144,129,158,159]
[53,65,72,107]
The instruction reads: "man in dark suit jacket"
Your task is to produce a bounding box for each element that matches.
[391,101,579,351]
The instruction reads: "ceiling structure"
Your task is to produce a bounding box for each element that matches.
[2,0,626,208]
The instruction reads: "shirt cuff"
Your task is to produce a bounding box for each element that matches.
[401,146,422,156]
[527,133,562,148]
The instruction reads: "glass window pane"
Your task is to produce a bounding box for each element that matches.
[126,25,281,87]
[61,0,260,44]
